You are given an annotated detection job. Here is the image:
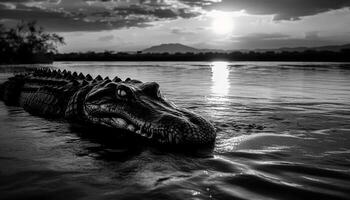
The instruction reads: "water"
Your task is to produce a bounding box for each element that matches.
[1,61,350,200]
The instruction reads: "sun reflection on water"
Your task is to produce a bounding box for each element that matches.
[211,61,230,97]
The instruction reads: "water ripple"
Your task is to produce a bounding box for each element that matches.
[1,62,350,200]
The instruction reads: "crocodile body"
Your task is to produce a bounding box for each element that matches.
[0,68,216,145]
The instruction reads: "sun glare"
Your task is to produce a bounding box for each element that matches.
[211,61,230,96]
[211,12,234,35]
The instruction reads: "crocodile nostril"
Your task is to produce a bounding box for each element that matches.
[141,82,160,98]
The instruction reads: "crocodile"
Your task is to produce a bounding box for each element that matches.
[0,68,216,146]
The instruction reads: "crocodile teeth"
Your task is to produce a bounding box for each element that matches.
[140,131,147,137]
[146,131,153,139]
[136,129,154,138]
[112,118,127,128]
[127,124,135,132]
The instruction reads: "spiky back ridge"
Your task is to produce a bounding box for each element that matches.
[27,67,123,85]
[1,67,127,118]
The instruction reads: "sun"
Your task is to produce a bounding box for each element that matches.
[211,12,234,35]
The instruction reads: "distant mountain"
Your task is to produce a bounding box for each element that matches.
[142,43,200,53]
[141,43,350,54]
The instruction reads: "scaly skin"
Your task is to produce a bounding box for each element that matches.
[0,68,216,145]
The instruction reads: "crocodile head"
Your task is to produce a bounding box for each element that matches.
[83,79,216,145]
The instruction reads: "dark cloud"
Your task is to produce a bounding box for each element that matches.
[0,4,149,31]
[0,0,33,2]
[0,0,199,32]
[170,28,195,35]
[113,5,199,19]
[180,0,350,20]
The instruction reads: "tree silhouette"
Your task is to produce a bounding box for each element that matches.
[0,21,65,64]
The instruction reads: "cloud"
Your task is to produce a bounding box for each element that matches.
[232,33,290,41]
[230,32,343,49]
[180,0,350,20]
[0,5,149,31]
[113,5,199,19]
[170,27,195,35]
[97,34,114,41]
[304,31,320,40]
[0,0,200,32]
[2,0,349,33]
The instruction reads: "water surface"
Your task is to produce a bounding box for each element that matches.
[1,61,350,200]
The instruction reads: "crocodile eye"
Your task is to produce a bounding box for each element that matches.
[116,85,134,99]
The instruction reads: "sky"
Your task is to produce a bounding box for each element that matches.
[1,0,350,52]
